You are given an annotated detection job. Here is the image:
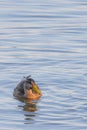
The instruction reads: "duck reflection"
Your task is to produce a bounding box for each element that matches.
[15,97,38,124]
[16,97,38,112]
[23,103,37,112]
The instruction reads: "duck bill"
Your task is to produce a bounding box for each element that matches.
[31,82,42,95]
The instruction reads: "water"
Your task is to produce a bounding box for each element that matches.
[0,0,87,130]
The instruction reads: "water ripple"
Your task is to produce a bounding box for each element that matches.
[0,0,87,130]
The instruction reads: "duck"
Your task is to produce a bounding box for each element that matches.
[13,76,42,100]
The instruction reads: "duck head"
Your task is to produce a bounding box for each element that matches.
[24,76,42,99]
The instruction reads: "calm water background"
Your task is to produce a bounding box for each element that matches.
[0,0,87,130]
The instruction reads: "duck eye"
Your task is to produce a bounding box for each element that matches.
[30,86,32,89]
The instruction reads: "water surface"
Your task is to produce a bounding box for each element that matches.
[0,0,87,130]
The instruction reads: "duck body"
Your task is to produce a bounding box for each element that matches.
[13,76,42,100]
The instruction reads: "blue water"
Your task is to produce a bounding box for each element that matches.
[0,0,87,130]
